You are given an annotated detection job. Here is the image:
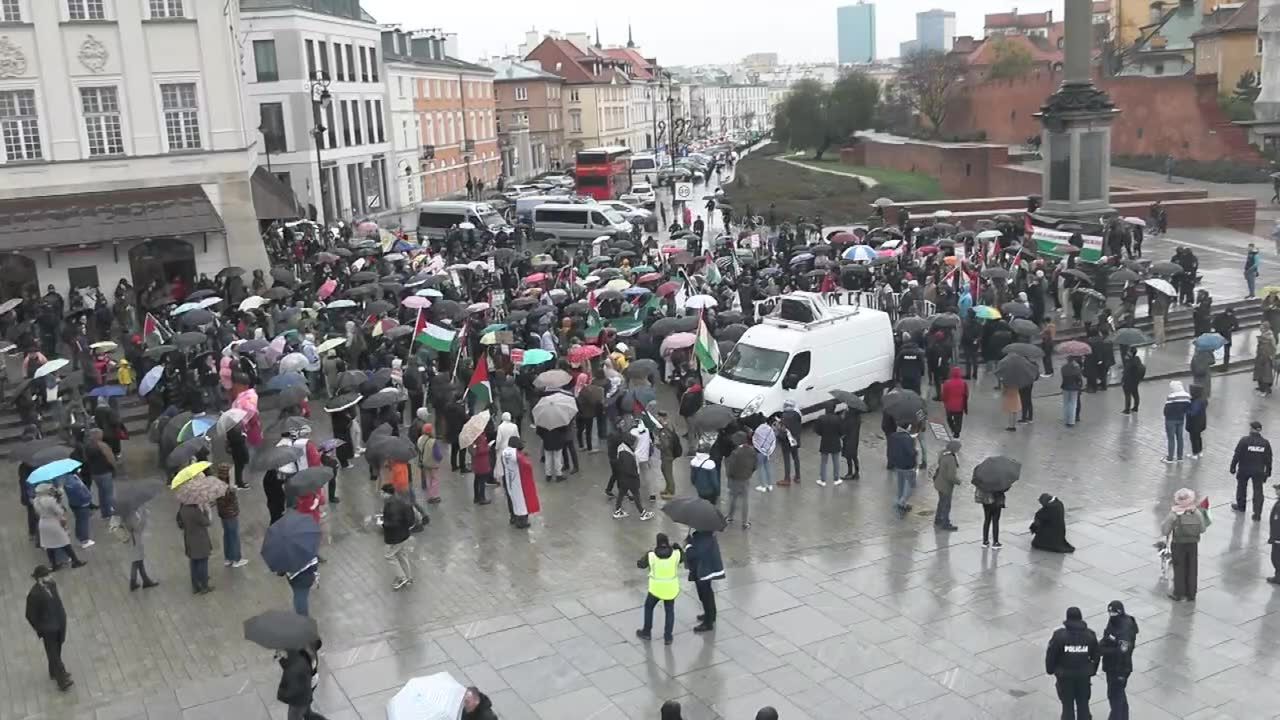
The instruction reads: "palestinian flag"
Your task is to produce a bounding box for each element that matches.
[142,312,169,347]
[694,311,720,372]
[702,251,722,285]
[415,315,457,353]
[466,360,491,409]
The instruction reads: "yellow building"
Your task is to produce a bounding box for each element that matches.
[1191,0,1261,95]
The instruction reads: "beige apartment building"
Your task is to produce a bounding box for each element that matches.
[524,34,632,157]
[490,59,565,180]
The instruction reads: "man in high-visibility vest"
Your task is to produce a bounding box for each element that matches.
[635,533,683,645]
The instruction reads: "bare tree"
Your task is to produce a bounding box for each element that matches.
[896,50,966,136]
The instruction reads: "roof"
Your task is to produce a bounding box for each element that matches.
[1191,0,1259,38]
[486,58,563,83]
[0,185,224,249]
[600,47,655,81]
[524,37,630,85]
[965,33,1063,66]
[1133,0,1204,52]
[250,167,304,221]
[984,10,1053,30]
[239,0,376,23]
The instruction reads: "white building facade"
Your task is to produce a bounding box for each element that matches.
[240,0,391,226]
[0,0,269,297]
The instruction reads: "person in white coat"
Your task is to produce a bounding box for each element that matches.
[631,423,659,500]
[494,412,520,486]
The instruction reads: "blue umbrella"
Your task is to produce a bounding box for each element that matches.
[623,286,651,298]
[842,245,877,263]
[1193,333,1226,352]
[138,365,164,396]
[27,459,82,485]
[88,384,126,398]
[178,416,216,442]
[266,371,307,392]
[261,510,322,575]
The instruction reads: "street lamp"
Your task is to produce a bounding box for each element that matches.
[308,70,333,228]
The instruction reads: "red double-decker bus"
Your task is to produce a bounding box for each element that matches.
[574,146,632,200]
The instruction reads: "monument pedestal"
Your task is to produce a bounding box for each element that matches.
[1034,81,1120,224]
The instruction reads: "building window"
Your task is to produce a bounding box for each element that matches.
[364,100,374,144]
[80,86,124,156]
[324,102,336,148]
[317,41,330,78]
[0,90,41,162]
[346,44,355,82]
[333,44,345,81]
[570,89,580,103]
[359,47,369,82]
[370,47,378,81]
[305,39,316,78]
[340,101,351,146]
[2,0,21,21]
[161,82,200,150]
[148,0,183,18]
[515,86,528,101]
[67,0,105,20]
[253,40,278,82]
[352,101,362,144]
[259,102,285,153]
[569,110,582,133]
[374,99,384,142]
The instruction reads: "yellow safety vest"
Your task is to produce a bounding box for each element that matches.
[647,549,681,600]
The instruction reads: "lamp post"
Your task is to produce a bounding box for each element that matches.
[308,70,333,228]
[257,125,273,174]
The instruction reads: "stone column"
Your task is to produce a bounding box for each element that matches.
[1063,0,1093,85]
[1256,0,1280,122]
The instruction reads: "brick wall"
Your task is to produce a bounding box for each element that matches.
[942,70,1265,165]
[841,139,1017,198]
[883,196,1255,233]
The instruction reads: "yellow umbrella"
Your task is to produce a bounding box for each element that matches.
[1261,286,1280,298]
[604,278,631,292]
[480,331,498,345]
[170,461,212,489]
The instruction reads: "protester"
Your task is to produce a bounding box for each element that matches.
[975,481,1005,549]
[635,533,682,646]
[501,437,540,528]
[684,527,724,633]
[816,402,844,486]
[725,432,755,530]
[940,367,968,437]
[1161,488,1209,601]
[888,424,918,514]
[276,640,326,720]
[1186,385,1208,460]
[34,484,84,569]
[931,439,960,531]
[1100,600,1139,720]
[25,565,72,691]
[380,483,416,590]
[840,406,862,480]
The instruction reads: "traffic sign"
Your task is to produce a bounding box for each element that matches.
[674,182,694,201]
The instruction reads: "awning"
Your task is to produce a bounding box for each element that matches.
[251,166,304,220]
[0,185,224,250]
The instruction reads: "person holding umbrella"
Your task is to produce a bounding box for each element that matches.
[887,423,918,515]
[33,483,84,569]
[25,565,72,691]
[685,525,725,634]
[726,431,756,529]
[276,637,326,720]
[973,457,1019,549]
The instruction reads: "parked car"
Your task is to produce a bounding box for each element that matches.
[599,200,654,227]
[626,184,656,207]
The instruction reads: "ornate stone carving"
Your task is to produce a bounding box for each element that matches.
[0,36,26,79]
[78,35,108,73]
[1040,82,1115,116]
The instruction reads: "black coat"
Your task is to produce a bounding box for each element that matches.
[1045,619,1100,678]
[1100,615,1139,676]
[462,689,498,720]
[1030,497,1075,553]
[840,411,862,459]
[816,412,843,454]
[25,580,66,637]
[276,649,316,707]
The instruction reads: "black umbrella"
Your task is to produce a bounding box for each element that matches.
[691,405,734,432]
[1074,288,1107,304]
[650,316,697,337]
[336,370,367,390]
[361,389,401,409]
[895,316,929,334]
[237,338,270,354]
[350,271,378,284]
[719,324,747,342]
[179,309,215,328]
[186,289,218,302]
[270,268,297,284]
[1002,342,1045,361]
[112,479,166,516]
[144,344,177,359]
[980,267,1010,280]
[366,436,417,462]
[217,266,245,278]
[347,285,379,299]
[244,609,319,651]
[174,331,207,349]
[1000,302,1031,319]
[930,313,961,330]
[718,310,744,324]
[250,444,303,472]
[265,287,294,301]
[1008,318,1039,337]
[661,497,727,532]
[166,437,209,469]
[384,325,413,340]
[366,300,393,315]
[995,353,1039,388]
[1110,268,1139,284]
[286,467,333,496]
[595,289,624,303]
[261,510,321,574]
[625,358,660,381]
[15,439,69,465]
[30,444,74,467]
[324,392,361,412]
[1060,268,1092,283]
[433,300,463,321]
[1151,261,1182,275]
[882,389,925,425]
[972,456,1021,493]
[830,389,868,412]
[1113,327,1152,346]
[278,384,310,406]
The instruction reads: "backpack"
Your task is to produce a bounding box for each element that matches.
[1131,357,1146,382]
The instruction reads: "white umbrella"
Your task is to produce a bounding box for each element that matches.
[685,294,718,310]
[976,229,1002,240]
[198,296,224,309]
[1123,216,1147,227]
[89,341,118,351]
[386,673,467,720]
[457,222,475,230]
[417,289,444,299]
[0,297,21,314]
[326,299,357,309]
[384,252,405,262]
[279,352,309,373]
[316,337,347,354]
[1143,278,1176,296]
[604,278,631,292]
[215,408,248,436]
[467,302,491,313]
[34,358,69,378]
[933,210,953,218]
[403,296,432,309]
[239,296,268,311]
[171,302,201,316]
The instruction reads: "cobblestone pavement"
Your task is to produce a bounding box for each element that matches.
[7,368,1280,720]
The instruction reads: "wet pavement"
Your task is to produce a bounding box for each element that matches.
[6,367,1280,720]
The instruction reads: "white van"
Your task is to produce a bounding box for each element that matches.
[704,293,894,421]
[514,194,594,225]
[416,201,510,242]
[630,153,659,183]
[532,203,632,246]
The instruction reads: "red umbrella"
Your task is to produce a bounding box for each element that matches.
[829,231,857,245]
[568,344,603,364]
[638,272,663,284]
[1057,340,1091,357]
[524,272,547,284]
[916,246,940,256]
[656,281,680,297]
[318,278,337,300]
[660,246,683,255]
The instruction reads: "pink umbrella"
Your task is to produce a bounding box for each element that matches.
[402,296,432,309]
[357,221,378,236]
[661,246,683,255]
[568,344,603,365]
[916,246,940,256]
[318,278,337,300]
[661,332,697,356]
[524,272,547,284]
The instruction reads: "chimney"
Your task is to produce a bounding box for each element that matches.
[445,32,459,59]
[567,32,591,53]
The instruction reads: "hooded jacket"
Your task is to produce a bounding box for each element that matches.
[816,410,843,454]
[932,441,961,494]
[940,367,968,414]
[1163,381,1191,420]
[1100,607,1139,676]
[1045,617,1100,678]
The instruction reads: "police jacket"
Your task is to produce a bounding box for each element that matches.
[1045,619,1100,678]
[895,344,925,381]
[1100,615,1139,676]
[1230,433,1273,478]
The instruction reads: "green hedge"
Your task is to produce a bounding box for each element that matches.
[1112,154,1271,184]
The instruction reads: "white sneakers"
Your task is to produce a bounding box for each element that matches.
[613,509,629,519]
[755,485,768,493]
[834,479,845,486]
[80,540,95,549]
[232,559,249,568]
[639,511,654,521]
[815,480,827,487]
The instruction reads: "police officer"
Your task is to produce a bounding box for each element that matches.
[1230,420,1273,520]
[1100,600,1139,720]
[895,332,926,395]
[1045,606,1100,720]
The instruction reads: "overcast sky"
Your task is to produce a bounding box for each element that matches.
[361,0,1064,66]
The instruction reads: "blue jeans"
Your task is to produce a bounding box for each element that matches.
[642,593,676,641]
[189,557,209,591]
[290,567,317,616]
[756,451,772,487]
[1062,390,1079,426]
[221,516,241,563]
[820,452,840,483]
[1165,419,1185,460]
[1247,270,1258,296]
[93,472,114,519]
[894,469,917,508]
[71,505,92,543]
